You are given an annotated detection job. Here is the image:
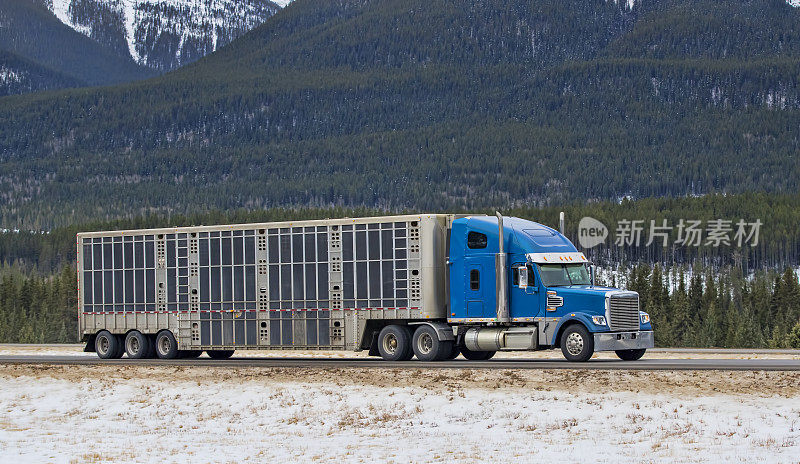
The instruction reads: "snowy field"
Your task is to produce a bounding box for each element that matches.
[1,364,799,463]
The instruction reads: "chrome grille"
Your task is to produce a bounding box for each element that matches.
[608,294,640,331]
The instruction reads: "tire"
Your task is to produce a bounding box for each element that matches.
[95,330,122,359]
[560,324,594,362]
[411,325,453,361]
[180,350,203,359]
[460,346,495,361]
[444,342,460,360]
[377,325,413,361]
[124,331,153,359]
[207,350,235,359]
[615,349,646,361]
[155,331,180,359]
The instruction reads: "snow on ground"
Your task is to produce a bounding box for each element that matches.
[0,365,798,463]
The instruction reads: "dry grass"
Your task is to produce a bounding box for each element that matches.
[1,364,800,398]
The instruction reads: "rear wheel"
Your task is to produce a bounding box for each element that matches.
[155,331,179,359]
[560,324,594,362]
[180,350,203,359]
[411,325,453,361]
[615,349,646,361]
[95,330,122,359]
[124,331,153,359]
[444,342,460,360]
[207,350,234,359]
[377,325,413,361]
[460,346,495,361]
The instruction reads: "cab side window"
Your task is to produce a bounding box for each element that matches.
[467,231,487,249]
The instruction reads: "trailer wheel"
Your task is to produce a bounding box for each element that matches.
[411,325,453,361]
[95,330,122,359]
[207,350,234,359]
[377,325,413,361]
[615,349,646,361]
[180,350,203,359]
[124,331,153,359]
[460,346,495,361]
[155,331,179,359]
[560,324,594,362]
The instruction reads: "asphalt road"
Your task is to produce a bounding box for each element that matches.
[1,355,799,371]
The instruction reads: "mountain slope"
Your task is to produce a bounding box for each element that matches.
[46,0,282,71]
[0,49,85,96]
[1,0,799,228]
[0,0,153,94]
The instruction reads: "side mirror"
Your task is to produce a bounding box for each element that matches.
[518,266,528,289]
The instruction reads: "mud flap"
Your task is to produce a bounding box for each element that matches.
[367,331,380,356]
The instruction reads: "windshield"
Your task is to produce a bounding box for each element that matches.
[537,264,591,287]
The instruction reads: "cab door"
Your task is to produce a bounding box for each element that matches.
[510,263,540,319]
[464,259,484,317]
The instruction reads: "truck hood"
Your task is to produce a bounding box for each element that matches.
[545,286,622,315]
[546,286,617,297]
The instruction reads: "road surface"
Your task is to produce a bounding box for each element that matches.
[1,355,799,371]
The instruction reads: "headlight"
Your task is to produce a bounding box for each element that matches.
[640,312,650,324]
[591,315,607,326]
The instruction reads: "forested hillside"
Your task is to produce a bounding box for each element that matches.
[0,0,154,95]
[2,195,800,346]
[2,0,800,228]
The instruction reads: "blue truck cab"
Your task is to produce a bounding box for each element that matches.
[447,215,653,361]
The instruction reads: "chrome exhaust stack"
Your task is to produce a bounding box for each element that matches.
[495,212,509,323]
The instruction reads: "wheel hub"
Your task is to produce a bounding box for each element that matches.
[566,332,584,356]
[418,333,433,354]
[98,336,109,355]
[383,334,397,354]
[129,337,139,354]
[159,337,170,355]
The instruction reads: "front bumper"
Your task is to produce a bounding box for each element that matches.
[593,330,654,352]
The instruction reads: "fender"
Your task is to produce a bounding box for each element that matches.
[549,312,609,346]
[408,321,456,341]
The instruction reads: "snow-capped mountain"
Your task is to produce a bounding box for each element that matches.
[44,0,282,71]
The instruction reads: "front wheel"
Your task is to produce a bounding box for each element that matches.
[615,349,646,361]
[560,324,594,362]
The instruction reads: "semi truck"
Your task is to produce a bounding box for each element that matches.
[77,214,653,362]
